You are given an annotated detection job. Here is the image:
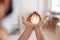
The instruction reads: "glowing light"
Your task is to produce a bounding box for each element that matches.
[31,14,40,24]
[27,11,40,25]
[57,22,60,27]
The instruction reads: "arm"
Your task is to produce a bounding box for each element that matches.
[34,26,45,40]
[18,26,33,40]
[0,27,8,40]
[34,15,48,40]
[18,16,33,40]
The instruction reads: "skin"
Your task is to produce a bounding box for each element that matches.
[0,0,10,40]
[33,16,47,40]
[0,0,10,21]
[0,27,8,40]
[18,16,47,40]
[18,16,34,40]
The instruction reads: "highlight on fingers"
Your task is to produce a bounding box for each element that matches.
[27,11,42,24]
[41,15,48,23]
[22,16,26,22]
[22,16,24,20]
[43,15,48,20]
[22,16,25,24]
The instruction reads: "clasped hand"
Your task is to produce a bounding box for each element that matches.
[22,15,48,30]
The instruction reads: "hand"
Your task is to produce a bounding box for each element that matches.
[34,15,48,29]
[22,16,33,29]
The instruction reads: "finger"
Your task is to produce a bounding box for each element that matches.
[37,15,47,25]
[22,16,26,24]
[23,20,33,27]
[22,16,26,20]
[41,17,43,22]
[44,16,48,20]
[22,16,24,20]
[36,15,43,26]
[43,15,48,22]
[22,16,31,25]
[39,15,43,22]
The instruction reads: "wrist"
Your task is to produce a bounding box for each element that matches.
[26,26,33,30]
[34,27,42,33]
[34,25,40,30]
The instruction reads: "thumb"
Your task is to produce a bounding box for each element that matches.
[43,15,48,23]
[22,16,26,20]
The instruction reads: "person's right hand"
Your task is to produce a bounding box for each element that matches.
[34,15,48,29]
[22,16,33,29]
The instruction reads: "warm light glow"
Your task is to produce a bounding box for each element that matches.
[31,14,40,24]
[57,22,60,27]
[27,11,40,25]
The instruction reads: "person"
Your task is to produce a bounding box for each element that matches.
[18,13,47,40]
[0,0,12,40]
[18,12,60,40]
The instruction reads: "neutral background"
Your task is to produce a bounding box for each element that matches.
[2,0,60,40]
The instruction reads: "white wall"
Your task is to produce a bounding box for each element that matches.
[51,0,60,12]
[38,0,45,15]
[20,0,48,16]
[20,0,38,13]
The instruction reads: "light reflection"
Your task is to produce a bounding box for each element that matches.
[27,11,41,24]
[31,14,40,24]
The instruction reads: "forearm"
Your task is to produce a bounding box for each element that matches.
[35,28,45,40]
[0,27,8,40]
[18,27,33,40]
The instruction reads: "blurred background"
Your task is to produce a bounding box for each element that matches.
[2,0,60,40]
